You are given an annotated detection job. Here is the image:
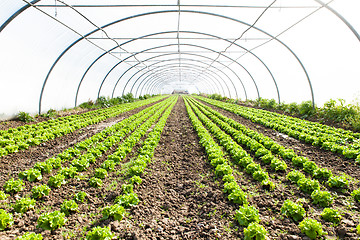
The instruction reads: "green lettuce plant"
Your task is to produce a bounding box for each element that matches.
[234,205,260,227]
[0,209,13,230]
[37,211,66,230]
[32,185,51,199]
[280,199,306,222]
[14,197,36,213]
[299,218,326,239]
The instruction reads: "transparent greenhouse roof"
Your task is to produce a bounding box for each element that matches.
[0,0,359,118]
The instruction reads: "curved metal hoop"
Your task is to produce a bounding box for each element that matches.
[76,30,278,106]
[122,60,229,97]
[35,10,314,113]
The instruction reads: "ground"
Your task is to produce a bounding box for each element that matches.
[0,96,359,239]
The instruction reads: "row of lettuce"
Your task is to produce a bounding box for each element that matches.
[196,96,360,164]
[185,96,360,239]
[0,95,167,158]
[0,96,177,239]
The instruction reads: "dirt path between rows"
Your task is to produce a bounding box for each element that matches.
[118,96,242,239]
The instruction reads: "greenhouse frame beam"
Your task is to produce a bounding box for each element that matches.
[0,0,41,33]
[35,4,320,9]
[314,0,360,42]
[107,50,242,101]
[128,63,226,97]
[75,30,277,107]
[99,43,257,101]
[31,10,313,113]
[143,71,214,96]
[124,58,230,97]
[140,69,217,96]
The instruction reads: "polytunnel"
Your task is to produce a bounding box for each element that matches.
[0,0,359,118]
[2,1,360,239]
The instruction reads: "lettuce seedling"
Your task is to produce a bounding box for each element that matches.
[303,161,318,174]
[32,185,51,199]
[245,163,261,175]
[0,191,8,200]
[101,160,116,172]
[228,189,248,205]
[253,170,269,182]
[14,197,36,213]
[60,200,78,216]
[74,191,87,203]
[299,218,326,239]
[311,190,333,207]
[223,181,240,194]
[101,204,126,221]
[327,175,349,189]
[297,178,320,194]
[243,222,267,240]
[286,170,305,183]
[351,188,360,202]
[270,158,287,171]
[115,193,139,208]
[58,166,78,179]
[3,178,25,193]
[94,168,108,179]
[321,208,342,223]
[0,209,13,230]
[128,175,142,185]
[234,205,260,227]
[34,161,53,174]
[18,168,42,182]
[37,210,66,231]
[15,232,43,240]
[280,199,306,222]
[86,226,114,240]
[215,163,233,177]
[48,174,66,188]
[89,177,102,188]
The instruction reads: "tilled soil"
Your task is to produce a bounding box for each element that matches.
[1,96,360,239]
[0,101,160,186]
[118,97,242,239]
[196,98,360,239]
[197,99,360,180]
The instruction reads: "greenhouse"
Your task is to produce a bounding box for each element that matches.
[0,1,360,239]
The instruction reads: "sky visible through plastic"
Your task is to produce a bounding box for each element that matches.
[0,0,359,119]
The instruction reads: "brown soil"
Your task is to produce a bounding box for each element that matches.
[117,96,242,239]
[0,96,359,240]
[196,98,360,240]
[0,101,159,186]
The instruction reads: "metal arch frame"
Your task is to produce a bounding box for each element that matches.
[138,69,216,96]
[33,9,315,113]
[0,0,41,32]
[138,67,219,96]
[150,74,212,96]
[76,30,278,106]
[130,64,224,97]
[139,64,230,98]
[123,60,228,97]
[110,51,243,101]
[2,1,359,41]
[151,75,211,95]
[97,43,248,100]
[124,57,230,97]
[0,4,359,112]
[143,71,214,96]
[103,42,260,100]
[109,52,232,100]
